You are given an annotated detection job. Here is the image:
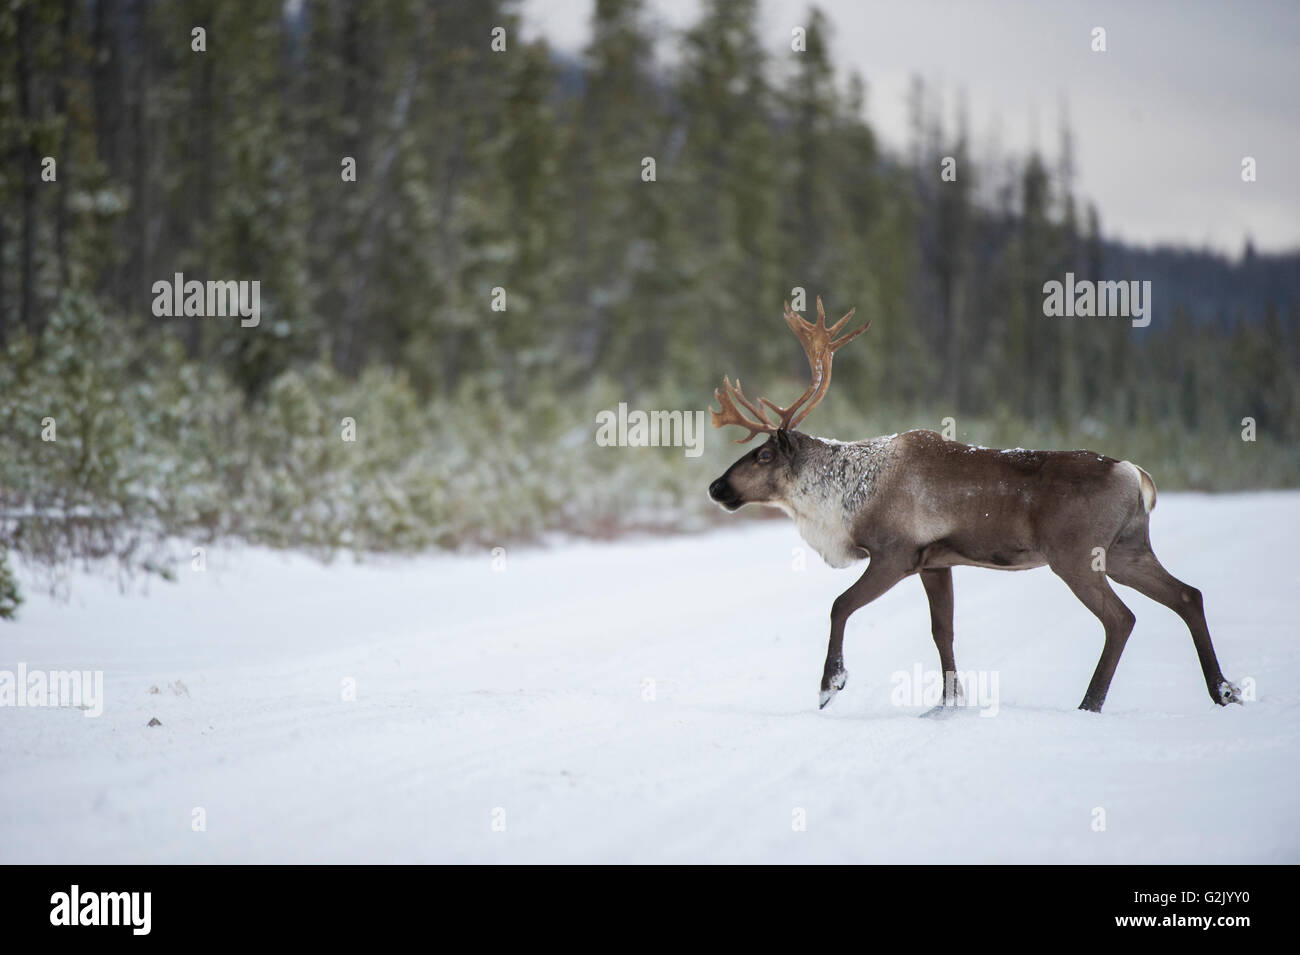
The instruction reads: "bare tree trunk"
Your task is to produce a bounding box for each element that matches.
[0,215,8,345]
[130,2,151,320]
[16,2,38,335]
[945,276,965,409]
[92,0,125,305]
[336,9,430,375]
[54,0,75,292]
[186,35,214,356]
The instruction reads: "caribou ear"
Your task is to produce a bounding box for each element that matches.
[776,429,794,455]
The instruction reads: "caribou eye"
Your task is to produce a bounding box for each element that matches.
[757,448,774,464]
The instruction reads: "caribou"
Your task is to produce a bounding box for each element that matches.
[707,297,1241,713]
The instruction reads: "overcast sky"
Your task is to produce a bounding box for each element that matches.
[520,0,1300,255]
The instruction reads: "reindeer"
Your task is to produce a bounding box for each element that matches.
[707,297,1241,713]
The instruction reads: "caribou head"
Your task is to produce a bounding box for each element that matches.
[707,296,869,512]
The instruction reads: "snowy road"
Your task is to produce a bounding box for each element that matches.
[2,492,1297,863]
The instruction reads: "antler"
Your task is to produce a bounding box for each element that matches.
[711,376,778,443]
[710,296,870,442]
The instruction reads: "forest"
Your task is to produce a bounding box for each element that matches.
[0,0,1296,618]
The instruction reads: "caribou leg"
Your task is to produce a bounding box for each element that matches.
[920,568,963,705]
[1050,559,1137,713]
[1105,527,1239,706]
[819,557,911,709]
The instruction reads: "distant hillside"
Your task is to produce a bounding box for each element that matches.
[1101,242,1300,330]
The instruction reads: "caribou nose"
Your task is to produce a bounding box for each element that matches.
[708,478,730,502]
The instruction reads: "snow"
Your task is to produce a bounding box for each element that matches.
[2,492,1298,863]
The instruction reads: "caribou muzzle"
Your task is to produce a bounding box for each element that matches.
[708,476,743,510]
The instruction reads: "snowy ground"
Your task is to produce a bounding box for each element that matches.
[2,492,1297,864]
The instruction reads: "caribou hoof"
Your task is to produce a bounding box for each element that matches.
[1217,681,1243,705]
[819,669,847,710]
